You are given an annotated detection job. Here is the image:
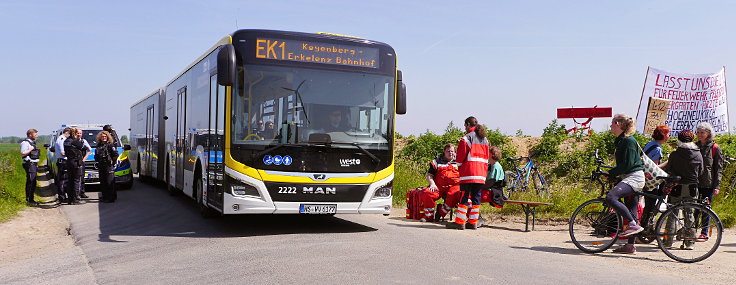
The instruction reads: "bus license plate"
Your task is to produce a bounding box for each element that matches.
[300,204,337,214]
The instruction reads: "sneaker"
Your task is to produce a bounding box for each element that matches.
[446,222,465,230]
[681,243,695,250]
[619,224,644,237]
[612,244,636,254]
[696,234,709,242]
[80,193,89,199]
[419,218,427,222]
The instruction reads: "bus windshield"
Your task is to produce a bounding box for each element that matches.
[231,65,395,151]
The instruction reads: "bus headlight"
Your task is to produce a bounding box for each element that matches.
[373,180,392,199]
[227,175,260,197]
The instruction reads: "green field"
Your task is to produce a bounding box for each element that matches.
[0,143,26,222]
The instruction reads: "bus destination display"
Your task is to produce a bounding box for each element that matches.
[255,38,379,68]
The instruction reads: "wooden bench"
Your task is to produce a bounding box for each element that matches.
[504,200,553,232]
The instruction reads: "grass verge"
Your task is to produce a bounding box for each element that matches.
[0,144,27,222]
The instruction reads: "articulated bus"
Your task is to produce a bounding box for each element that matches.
[130,29,407,217]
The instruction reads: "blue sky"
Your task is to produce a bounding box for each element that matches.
[2,0,735,139]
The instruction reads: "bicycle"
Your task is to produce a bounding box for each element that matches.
[581,149,614,195]
[569,150,724,263]
[504,154,549,198]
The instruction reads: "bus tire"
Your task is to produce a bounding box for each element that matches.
[195,167,218,218]
[166,159,178,196]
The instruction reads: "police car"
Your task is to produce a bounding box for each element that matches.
[45,124,133,189]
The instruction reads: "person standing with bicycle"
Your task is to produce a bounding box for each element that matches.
[605,114,645,239]
[658,129,703,250]
[695,122,723,242]
[447,116,489,230]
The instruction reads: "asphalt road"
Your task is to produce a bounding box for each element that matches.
[2,177,699,284]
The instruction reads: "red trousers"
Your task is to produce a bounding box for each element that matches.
[418,185,461,220]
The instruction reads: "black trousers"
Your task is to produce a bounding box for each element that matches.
[460,183,483,206]
[23,161,38,203]
[99,164,116,202]
[56,160,68,200]
[65,160,83,202]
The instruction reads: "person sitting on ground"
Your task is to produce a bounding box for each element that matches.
[416,143,461,222]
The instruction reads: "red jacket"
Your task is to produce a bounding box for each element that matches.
[456,127,489,184]
[429,156,460,191]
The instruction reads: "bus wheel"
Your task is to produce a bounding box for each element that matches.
[166,161,178,196]
[196,170,218,218]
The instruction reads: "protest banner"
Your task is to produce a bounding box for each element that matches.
[636,67,729,134]
[643,97,671,135]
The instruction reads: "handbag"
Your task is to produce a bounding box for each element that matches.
[638,143,668,192]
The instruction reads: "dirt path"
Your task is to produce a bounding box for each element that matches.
[0,171,74,265]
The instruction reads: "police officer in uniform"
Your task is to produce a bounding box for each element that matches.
[95,131,119,203]
[63,128,86,205]
[77,128,92,199]
[54,127,72,203]
[20,129,41,206]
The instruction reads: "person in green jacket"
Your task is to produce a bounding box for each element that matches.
[605,113,645,244]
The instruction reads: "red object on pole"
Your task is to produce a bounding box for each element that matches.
[557,107,612,119]
[556,106,612,135]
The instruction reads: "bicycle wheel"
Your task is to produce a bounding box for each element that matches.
[530,168,549,199]
[504,170,518,196]
[655,203,723,263]
[570,198,621,253]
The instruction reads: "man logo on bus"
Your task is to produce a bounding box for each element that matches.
[303,186,336,194]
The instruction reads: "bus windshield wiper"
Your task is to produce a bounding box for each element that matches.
[310,141,381,169]
[281,80,310,125]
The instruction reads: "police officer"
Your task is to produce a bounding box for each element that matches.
[95,131,119,203]
[20,129,41,206]
[63,128,86,205]
[77,128,92,199]
[54,127,72,203]
[103,125,120,144]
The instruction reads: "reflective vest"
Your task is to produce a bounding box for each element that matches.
[430,157,460,190]
[456,127,489,184]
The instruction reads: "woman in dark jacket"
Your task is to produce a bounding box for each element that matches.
[95,131,119,203]
[661,130,703,249]
[605,114,645,245]
[695,122,723,241]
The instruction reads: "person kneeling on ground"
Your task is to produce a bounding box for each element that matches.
[416,143,461,222]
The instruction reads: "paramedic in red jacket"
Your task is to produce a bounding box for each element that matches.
[417,143,462,222]
[447,116,490,230]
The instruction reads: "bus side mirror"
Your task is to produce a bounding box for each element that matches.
[217,44,236,86]
[123,144,132,151]
[49,146,55,152]
[396,70,407,115]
